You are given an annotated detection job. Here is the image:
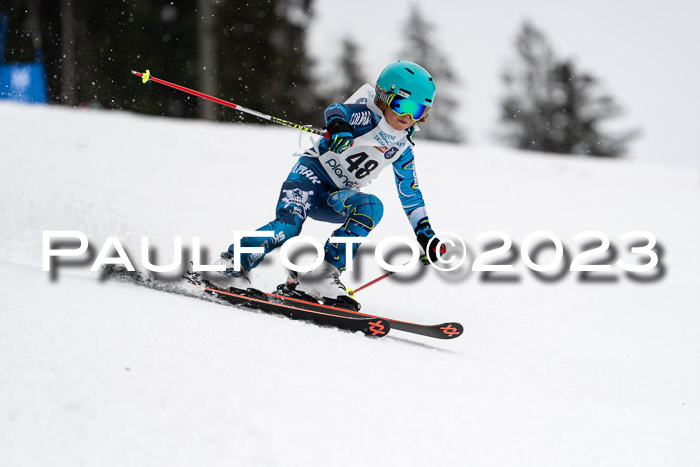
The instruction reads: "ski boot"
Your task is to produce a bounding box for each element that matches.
[199,252,252,293]
[280,262,361,311]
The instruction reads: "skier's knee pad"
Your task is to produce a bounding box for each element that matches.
[324,194,383,271]
[343,193,384,236]
[347,193,384,235]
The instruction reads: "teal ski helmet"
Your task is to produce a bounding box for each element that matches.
[376,60,436,109]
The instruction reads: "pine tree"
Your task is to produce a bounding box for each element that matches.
[34,1,200,114]
[217,0,322,126]
[397,4,464,143]
[335,36,367,100]
[197,0,218,120]
[22,1,321,123]
[59,0,77,106]
[500,21,637,157]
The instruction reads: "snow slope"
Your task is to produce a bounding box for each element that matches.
[1,101,699,466]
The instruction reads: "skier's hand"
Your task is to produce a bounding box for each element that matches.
[326,118,354,154]
[415,223,447,264]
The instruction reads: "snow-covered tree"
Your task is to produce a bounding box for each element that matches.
[335,36,367,100]
[500,21,638,157]
[397,4,464,143]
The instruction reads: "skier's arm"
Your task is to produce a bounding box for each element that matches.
[393,146,428,228]
[393,147,445,262]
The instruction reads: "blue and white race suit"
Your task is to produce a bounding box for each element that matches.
[231,84,432,272]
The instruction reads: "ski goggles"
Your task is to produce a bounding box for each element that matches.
[388,94,429,121]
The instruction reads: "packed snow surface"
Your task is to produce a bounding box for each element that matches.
[1,102,699,466]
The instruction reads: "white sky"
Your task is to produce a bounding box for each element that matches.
[308,0,700,168]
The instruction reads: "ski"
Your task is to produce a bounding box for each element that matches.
[101,266,389,338]
[202,283,390,338]
[102,266,460,340]
[262,289,463,340]
[201,278,462,340]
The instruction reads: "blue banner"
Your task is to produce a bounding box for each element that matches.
[0,62,48,103]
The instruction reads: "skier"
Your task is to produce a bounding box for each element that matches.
[211,60,445,302]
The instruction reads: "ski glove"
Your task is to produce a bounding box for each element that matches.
[326,118,354,154]
[415,222,447,264]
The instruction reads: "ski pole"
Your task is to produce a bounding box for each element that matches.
[346,255,429,298]
[130,69,326,136]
